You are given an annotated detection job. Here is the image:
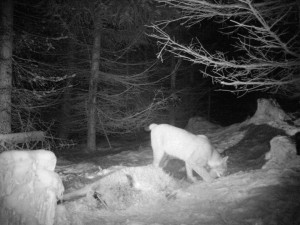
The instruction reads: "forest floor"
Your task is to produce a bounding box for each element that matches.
[55,121,300,225]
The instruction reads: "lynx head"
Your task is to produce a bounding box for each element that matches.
[209,156,228,179]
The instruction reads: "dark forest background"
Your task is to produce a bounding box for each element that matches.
[0,0,299,153]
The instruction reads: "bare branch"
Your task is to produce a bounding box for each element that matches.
[152,0,300,94]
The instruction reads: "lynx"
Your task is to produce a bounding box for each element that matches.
[149,123,228,182]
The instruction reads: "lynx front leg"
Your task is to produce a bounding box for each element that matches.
[185,162,197,182]
[152,147,165,168]
[187,160,213,182]
[192,165,213,182]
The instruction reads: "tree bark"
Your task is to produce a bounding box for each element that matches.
[58,37,75,139]
[169,57,181,126]
[87,12,101,153]
[169,56,176,126]
[0,0,13,134]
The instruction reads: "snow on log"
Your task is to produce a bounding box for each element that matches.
[0,150,64,225]
[0,131,45,144]
[250,98,290,123]
[185,117,221,134]
[263,136,297,169]
[249,98,299,135]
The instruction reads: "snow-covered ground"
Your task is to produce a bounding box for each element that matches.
[1,99,300,225]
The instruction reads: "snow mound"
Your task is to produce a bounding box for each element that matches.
[91,165,177,210]
[249,98,299,135]
[0,150,64,225]
[263,136,297,169]
[62,165,178,213]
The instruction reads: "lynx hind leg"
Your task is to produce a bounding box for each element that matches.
[187,160,213,182]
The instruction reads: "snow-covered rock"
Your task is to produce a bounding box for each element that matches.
[249,98,299,135]
[0,150,64,225]
[263,136,297,169]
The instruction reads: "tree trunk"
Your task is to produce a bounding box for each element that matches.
[169,56,176,126]
[87,13,101,153]
[58,37,75,139]
[0,0,13,134]
[207,87,211,120]
[169,57,181,126]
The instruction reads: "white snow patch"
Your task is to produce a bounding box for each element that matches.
[0,150,64,225]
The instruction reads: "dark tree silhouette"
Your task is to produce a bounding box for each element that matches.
[47,0,179,152]
[0,0,13,134]
[87,7,102,152]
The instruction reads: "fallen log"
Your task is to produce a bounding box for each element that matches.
[0,131,45,144]
[61,171,117,203]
